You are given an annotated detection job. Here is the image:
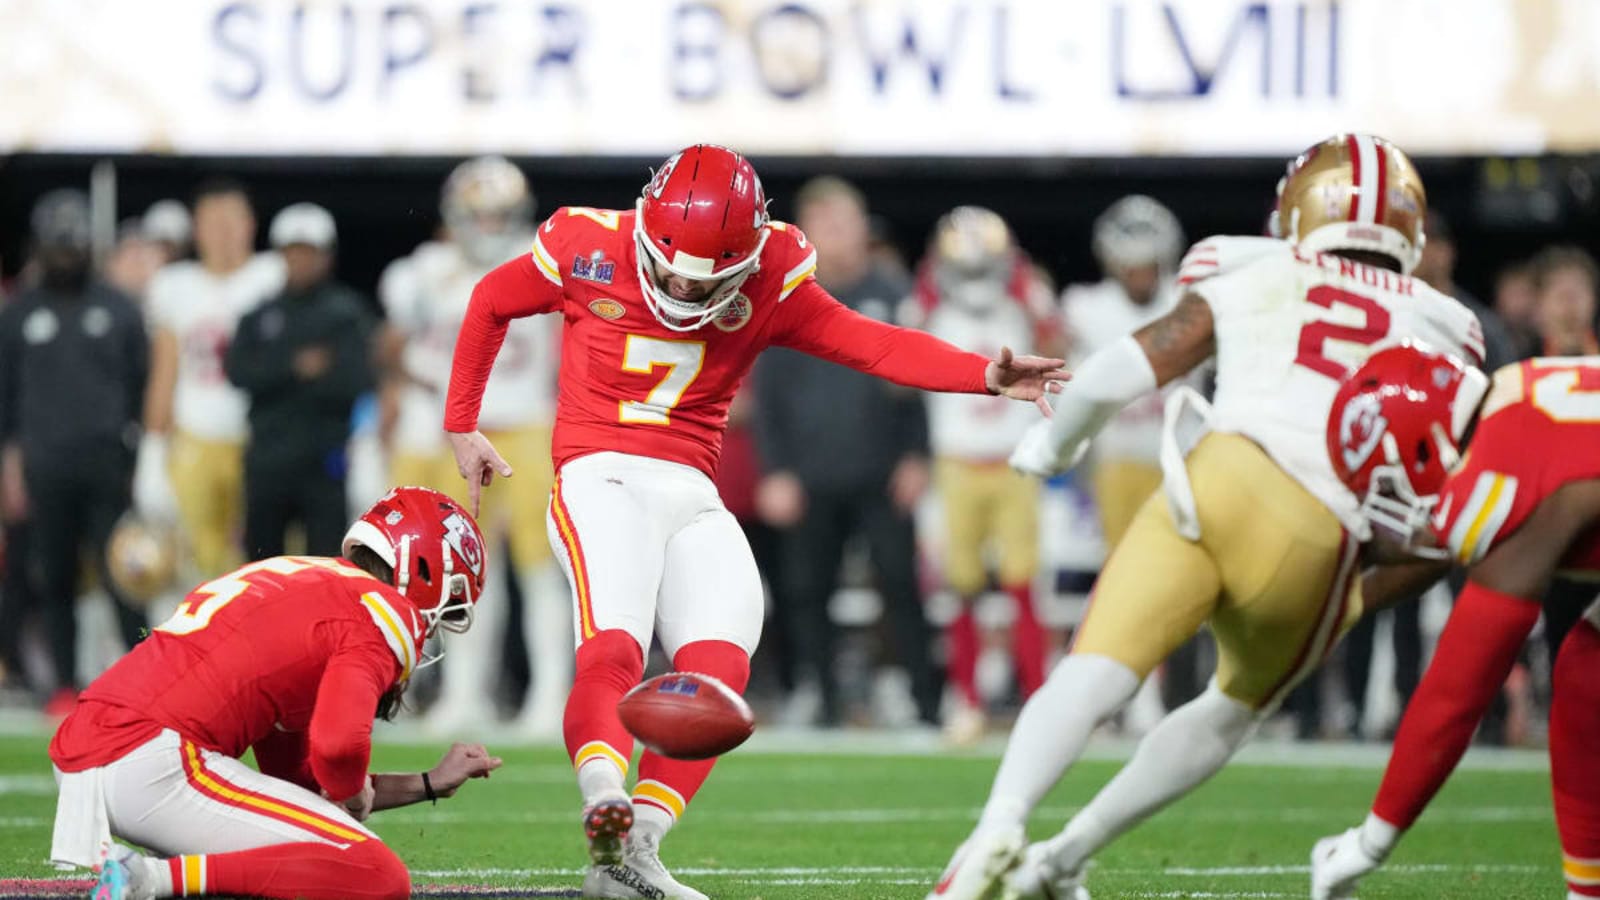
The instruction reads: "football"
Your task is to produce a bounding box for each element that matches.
[617,672,755,760]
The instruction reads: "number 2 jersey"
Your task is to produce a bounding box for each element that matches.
[445,207,993,477]
[49,557,424,799]
[1432,357,1600,571]
[1187,238,1486,534]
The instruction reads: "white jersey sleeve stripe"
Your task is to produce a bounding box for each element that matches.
[531,234,563,287]
[1352,135,1380,224]
[1448,472,1518,565]
[361,592,417,681]
[779,250,818,300]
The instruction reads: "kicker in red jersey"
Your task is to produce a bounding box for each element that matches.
[50,556,422,784]
[444,206,991,477]
[1432,357,1600,572]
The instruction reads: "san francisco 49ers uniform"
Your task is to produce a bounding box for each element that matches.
[147,254,285,577]
[49,556,422,873]
[446,206,995,829]
[1073,240,1485,709]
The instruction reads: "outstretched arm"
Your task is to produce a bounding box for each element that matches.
[1011,292,1215,477]
[369,743,504,812]
[772,281,1068,405]
[1364,479,1600,842]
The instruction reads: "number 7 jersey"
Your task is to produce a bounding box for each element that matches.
[1188,239,1486,533]
[446,206,989,477]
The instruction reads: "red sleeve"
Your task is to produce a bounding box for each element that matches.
[771,280,990,394]
[443,251,563,433]
[307,636,398,802]
[251,728,316,792]
[1370,581,1540,830]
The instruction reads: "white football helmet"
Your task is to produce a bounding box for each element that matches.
[1092,195,1184,274]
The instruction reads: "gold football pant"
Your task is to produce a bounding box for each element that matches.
[167,432,244,579]
[935,458,1040,594]
[389,426,554,568]
[1072,433,1363,710]
[1090,459,1164,550]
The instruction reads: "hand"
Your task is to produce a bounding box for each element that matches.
[0,445,27,524]
[427,742,504,798]
[446,430,513,518]
[338,777,375,823]
[888,456,930,514]
[1310,828,1383,900]
[755,472,806,527]
[292,345,334,380]
[984,346,1071,416]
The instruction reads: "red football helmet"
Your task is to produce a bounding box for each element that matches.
[342,487,488,653]
[1326,342,1489,555]
[635,144,771,331]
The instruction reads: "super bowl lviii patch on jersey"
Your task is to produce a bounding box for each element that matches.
[573,250,616,284]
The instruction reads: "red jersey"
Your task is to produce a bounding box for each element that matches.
[445,207,992,477]
[49,556,424,801]
[1432,357,1600,571]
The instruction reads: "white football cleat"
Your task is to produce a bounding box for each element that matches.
[1003,842,1089,900]
[1310,827,1382,900]
[92,844,160,900]
[927,825,1026,899]
[582,792,634,866]
[580,829,708,900]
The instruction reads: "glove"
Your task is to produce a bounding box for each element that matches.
[1310,827,1384,900]
[1009,420,1087,479]
[133,435,179,523]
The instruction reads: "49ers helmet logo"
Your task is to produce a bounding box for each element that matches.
[1337,392,1389,474]
[442,511,484,577]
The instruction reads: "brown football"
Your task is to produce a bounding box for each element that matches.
[617,672,755,760]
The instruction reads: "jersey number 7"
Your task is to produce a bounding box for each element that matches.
[619,335,706,425]
[1294,286,1392,380]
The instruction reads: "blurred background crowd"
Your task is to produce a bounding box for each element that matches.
[3,153,1595,751]
[2,0,1598,751]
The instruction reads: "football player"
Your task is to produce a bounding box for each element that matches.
[444,144,1068,900]
[139,179,285,578]
[379,156,570,735]
[1311,349,1600,900]
[53,486,500,900]
[930,135,1488,900]
[905,206,1060,743]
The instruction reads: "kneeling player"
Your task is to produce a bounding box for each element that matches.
[1313,349,1600,900]
[50,486,501,900]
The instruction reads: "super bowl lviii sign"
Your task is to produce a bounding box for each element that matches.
[3,0,1597,156]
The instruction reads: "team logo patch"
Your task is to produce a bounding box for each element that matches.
[384,510,404,526]
[442,512,484,577]
[572,250,615,284]
[589,298,626,320]
[712,293,752,332]
[1338,393,1389,474]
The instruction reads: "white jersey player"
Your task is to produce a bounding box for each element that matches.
[931,134,1486,900]
[909,207,1060,743]
[1062,196,1188,545]
[378,156,568,735]
[139,179,284,580]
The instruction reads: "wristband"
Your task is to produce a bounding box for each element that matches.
[422,771,437,805]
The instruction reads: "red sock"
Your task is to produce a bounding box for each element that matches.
[633,640,750,825]
[1372,582,1540,829]
[565,629,642,778]
[167,839,408,900]
[1553,619,1600,896]
[946,607,981,707]
[1007,584,1046,698]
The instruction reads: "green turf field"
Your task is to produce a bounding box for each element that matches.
[0,733,1560,898]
